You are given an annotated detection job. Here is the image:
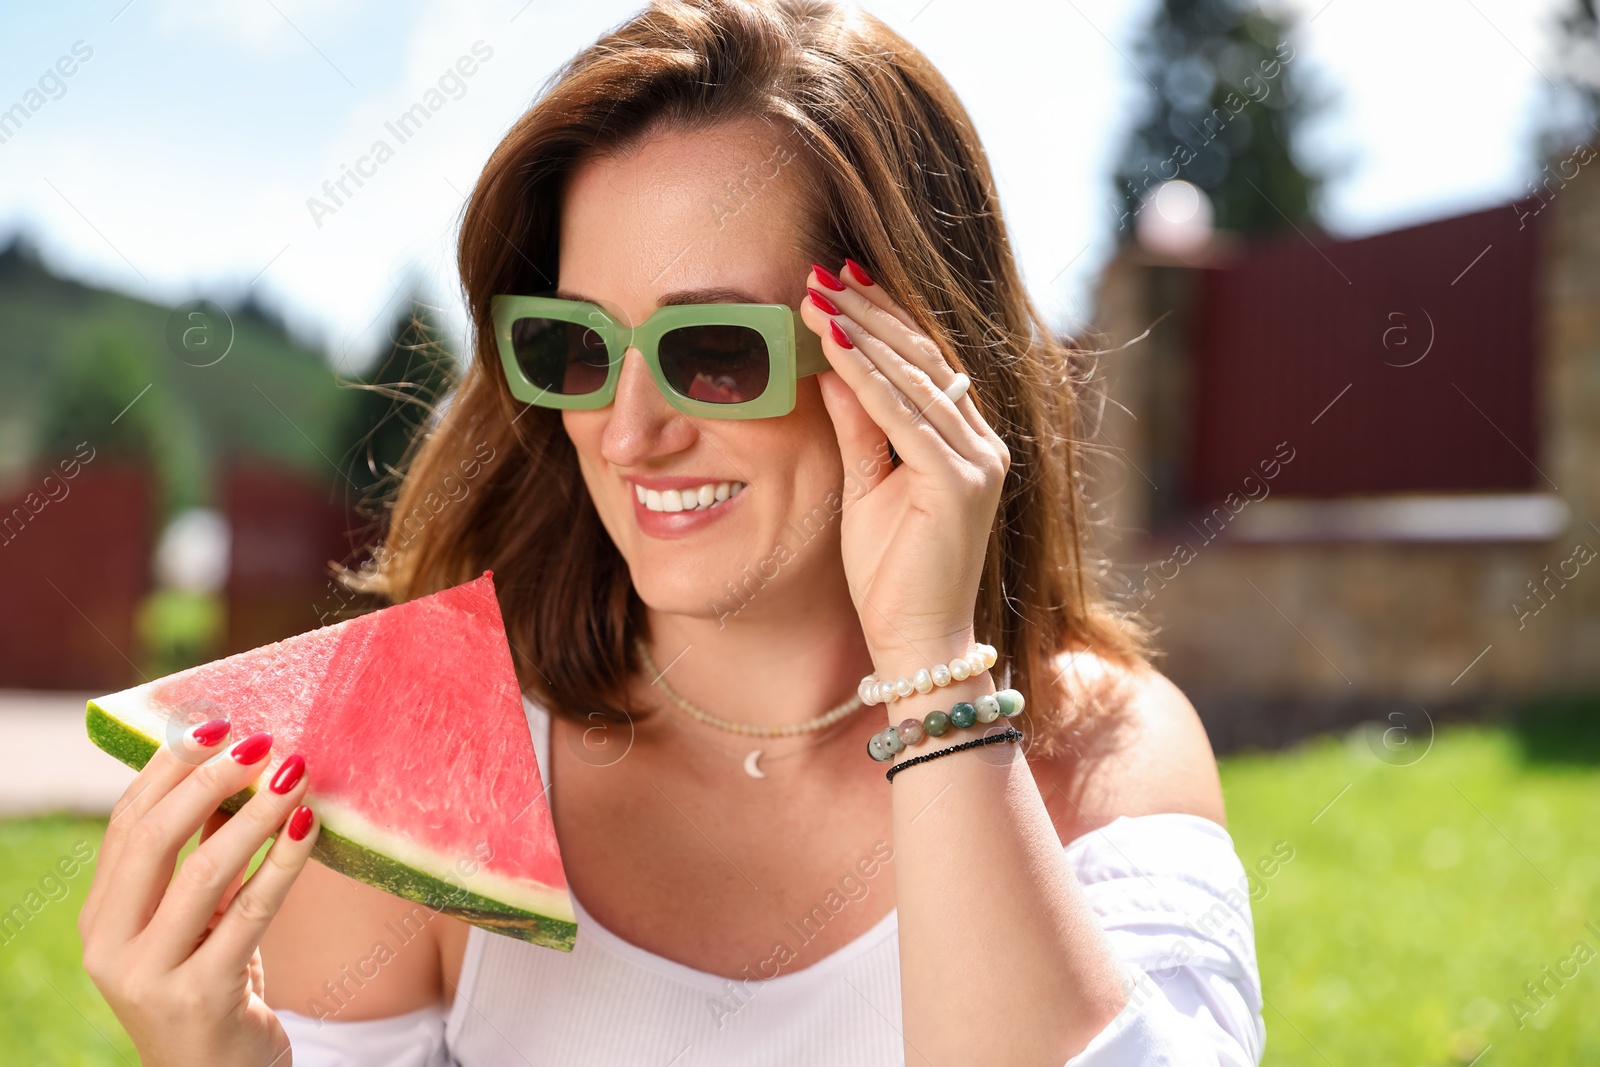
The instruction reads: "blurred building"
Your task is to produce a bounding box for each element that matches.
[1092,170,1599,748]
[0,239,384,689]
[223,463,367,655]
[0,459,360,690]
[0,465,153,690]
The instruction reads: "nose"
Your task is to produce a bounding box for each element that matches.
[598,346,697,467]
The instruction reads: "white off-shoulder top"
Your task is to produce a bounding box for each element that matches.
[276,696,1266,1066]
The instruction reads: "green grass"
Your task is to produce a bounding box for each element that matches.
[0,816,136,1066]
[3,703,1595,1063]
[1223,699,1600,1064]
[0,817,270,1066]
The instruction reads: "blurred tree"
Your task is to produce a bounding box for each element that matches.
[339,297,458,506]
[1112,0,1324,237]
[1538,0,1600,158]
[35,333,158,457]
[35,334,210,512]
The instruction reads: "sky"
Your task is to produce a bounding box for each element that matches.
[0,0,1574,371]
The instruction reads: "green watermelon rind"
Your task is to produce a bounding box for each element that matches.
[86,700,577,953]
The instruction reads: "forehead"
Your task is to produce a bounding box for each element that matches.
[557,118,813,314]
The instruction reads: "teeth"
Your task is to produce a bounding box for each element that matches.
[636,480,746,513]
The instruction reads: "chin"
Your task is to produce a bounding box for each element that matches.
[622,527,799,632]
[628,558,752,626]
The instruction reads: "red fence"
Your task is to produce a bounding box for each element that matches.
[223,464,364,654]
[0,465,153,690]
[1187,199,1543,502]
[0,460,367,687]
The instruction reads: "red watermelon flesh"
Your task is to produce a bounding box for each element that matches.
[85,572,574,950]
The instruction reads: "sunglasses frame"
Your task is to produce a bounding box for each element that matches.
[490,294,830,420]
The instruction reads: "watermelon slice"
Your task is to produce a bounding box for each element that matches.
[85,572,575,951]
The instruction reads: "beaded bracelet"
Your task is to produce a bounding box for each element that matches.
[859,643,998,707]
[885,728,1024,782]
[866,688,1026,763]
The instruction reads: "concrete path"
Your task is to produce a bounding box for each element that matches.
[0,690,137,818]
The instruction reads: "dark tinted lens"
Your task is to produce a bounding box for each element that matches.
[509,317,610,395]
[658,325,769,405]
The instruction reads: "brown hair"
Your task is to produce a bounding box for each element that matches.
[356,0,1147,761]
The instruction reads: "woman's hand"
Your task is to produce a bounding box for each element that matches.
[798,260,1011,675]
[79,722,319,1067]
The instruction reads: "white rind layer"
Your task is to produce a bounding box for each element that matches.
[312,796,575,924]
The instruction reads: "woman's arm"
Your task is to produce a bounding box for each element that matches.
[800,264,1235,1065]
[257,836,459,1066]
[885,655,1227,1065]
[261,854,447,1024]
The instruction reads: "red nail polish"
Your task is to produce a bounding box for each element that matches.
[269,754,306,794]
[287,805,314,841]
[829,320,854,349]
[812,263,846,291]
[230,731,272,765]
[844,258,875,286]
[188,719,230,748]
[807,287,841,316]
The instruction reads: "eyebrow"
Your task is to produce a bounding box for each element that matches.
[658,286,766,306]
[552,286,770,309]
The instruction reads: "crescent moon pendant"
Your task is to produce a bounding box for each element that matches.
[743,749,766,778]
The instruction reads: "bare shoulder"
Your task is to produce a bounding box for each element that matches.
[1030,647,1226,845]
[260,855,452,1020]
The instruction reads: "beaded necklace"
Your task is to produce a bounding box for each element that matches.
[633,636,867,779]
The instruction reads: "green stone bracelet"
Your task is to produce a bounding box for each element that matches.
[866,687,1026,762]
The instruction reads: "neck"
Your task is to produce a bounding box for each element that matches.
[640,589,872,734]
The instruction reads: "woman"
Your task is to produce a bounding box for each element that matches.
[79,1,1264,1063]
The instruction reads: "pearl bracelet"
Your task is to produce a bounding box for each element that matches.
[867,688,1027,762]
[858,643,998,707]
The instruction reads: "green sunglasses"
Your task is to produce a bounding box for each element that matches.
[490,294,829,420]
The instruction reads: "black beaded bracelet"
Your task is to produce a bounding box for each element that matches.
[885,727,1024,782]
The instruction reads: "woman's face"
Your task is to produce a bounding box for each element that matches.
[558,119,847,623]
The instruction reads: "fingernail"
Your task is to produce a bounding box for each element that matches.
[812,263,846,291]
[807,286,841,316]
[287,805,315,841]
[844,258,875,286]
[188,719,230,748]
[230,731,272,765]
[829,320,854,349]
[269,753,306,794]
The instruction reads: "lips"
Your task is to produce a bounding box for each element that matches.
[625,476,748,540]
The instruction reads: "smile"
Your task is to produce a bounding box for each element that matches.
[634,480,746,513]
